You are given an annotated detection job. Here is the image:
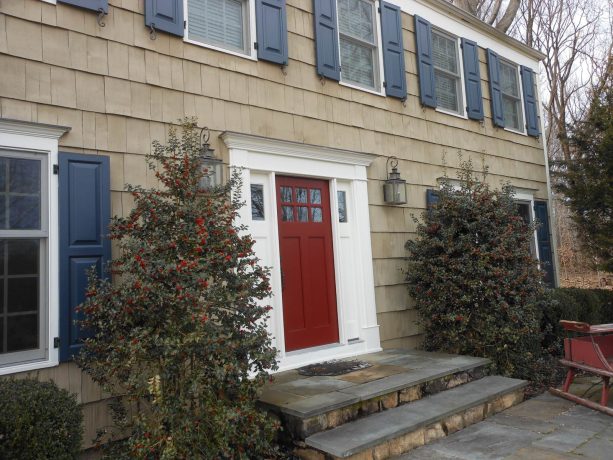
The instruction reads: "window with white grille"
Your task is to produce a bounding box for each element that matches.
[338,0,380,90]
[500,59,524,131]
[431,29,463,114]
[188,0,250,54]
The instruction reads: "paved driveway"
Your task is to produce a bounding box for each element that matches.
[397,392,613,459]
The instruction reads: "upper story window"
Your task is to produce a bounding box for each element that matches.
[187,0,251,55]
[500,59,524,132]
[338,0,380,91]
[431,29,463,114]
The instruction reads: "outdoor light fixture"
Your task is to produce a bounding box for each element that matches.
[199,127,223,188]
[383,156,407,205]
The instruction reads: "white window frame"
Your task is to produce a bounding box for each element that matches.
[0,119,67,376]
[184,0,258,61]
[337,0,386,96]
[431,28,466,118]
[500,58,526,135]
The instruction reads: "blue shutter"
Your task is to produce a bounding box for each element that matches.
[426,189,440,209]
[521,66,540,137]
[414,15,436,108]
[487,49,505,127]
[145,0,184,37]
[534,200,555,287]
[58,0,108,13]
[380,2,407,100]
[255,0,288,65]
[461,38,484,120]
[59,153,111,362]
[313,0,340,80]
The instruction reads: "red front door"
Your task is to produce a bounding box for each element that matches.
[276,176,339,351]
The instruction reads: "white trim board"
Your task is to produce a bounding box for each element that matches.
[222,132,381,371]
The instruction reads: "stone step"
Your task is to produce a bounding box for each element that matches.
[302,375,527,459]
[259,351,490,441]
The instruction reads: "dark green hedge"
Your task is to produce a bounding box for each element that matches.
[541,288,613,354]
[0,379,83,460]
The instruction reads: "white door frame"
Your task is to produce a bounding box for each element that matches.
[221,132,381,371]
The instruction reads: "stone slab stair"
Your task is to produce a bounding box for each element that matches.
[303,375,527,459]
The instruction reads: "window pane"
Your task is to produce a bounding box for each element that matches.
[338,191,347,223]
[500,62,519,97]
[7,240,38,275]
[0,157,42,230]
[282,206,294,221]
[432,33,457,74]
[9,159,40,194]
[188,0,245,52]
[435,71,459,112]
[503,96,522,131]
[7,314,38,352]
[310,189,321,204]
[340,38,375,88]
[297,206,309,222]
[311,207,323,223]
[251,184,265,221]
[338,0,374,43]
[280,186,292,203]
[296,188,307,203]
[8,278,38,313]
[9,196,40,230]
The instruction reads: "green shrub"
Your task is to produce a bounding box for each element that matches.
[406,160,549,382]
[77,120,279,459]
[542,288,613,354]
[0,379,83,460]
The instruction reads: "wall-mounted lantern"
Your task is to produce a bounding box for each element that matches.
[383,156,407,205]
[199,127,223,188]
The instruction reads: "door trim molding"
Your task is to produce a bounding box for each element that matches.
[223,132,381,371]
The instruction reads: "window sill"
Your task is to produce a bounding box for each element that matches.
[435,107,467,120]
[0,358,59,376]
[184,37,258,62]
[503,126,527,136]
[339,80,385,97]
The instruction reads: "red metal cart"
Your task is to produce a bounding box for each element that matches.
[549,320,613,415]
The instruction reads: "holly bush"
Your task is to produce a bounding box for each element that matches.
[406,160,553,382]
[76,120,279,459]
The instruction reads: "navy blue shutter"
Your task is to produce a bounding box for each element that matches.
[59,153,111,362]
[521,66,540,137]
[313,0,340,80]
[58,0,108,13]
[414,15,436,108]
[487,49,505,127]
[534,201,555,287]
[380,2,407,100]
[255,0,288,65]
[461,38,484,120]
[145,0,184,37]
[426,189,440,209]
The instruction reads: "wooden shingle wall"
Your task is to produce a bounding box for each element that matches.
[0,0,548,437]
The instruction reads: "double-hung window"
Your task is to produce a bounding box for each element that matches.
[431,29,463,114]
[187,0,251,55]
[338,0,380,91]
[0,151,48,368]
[500,60,524,131]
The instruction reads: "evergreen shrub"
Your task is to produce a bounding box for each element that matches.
[76,120,279,459]
[0,379,83,460]
[406,160,553,383]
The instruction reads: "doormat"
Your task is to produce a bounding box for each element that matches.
[297,360,372,376]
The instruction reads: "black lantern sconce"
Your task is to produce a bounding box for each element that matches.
[199,127,223,188]
[383,156,407,205]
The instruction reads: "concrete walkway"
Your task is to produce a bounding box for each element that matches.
[397,392,613,459]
